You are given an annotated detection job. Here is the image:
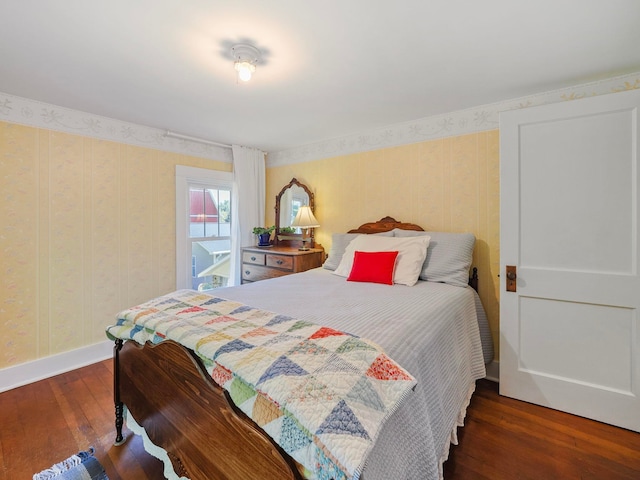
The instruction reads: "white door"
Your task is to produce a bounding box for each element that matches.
[500,88,640,432]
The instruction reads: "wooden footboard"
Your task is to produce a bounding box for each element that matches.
[114,339,304,480]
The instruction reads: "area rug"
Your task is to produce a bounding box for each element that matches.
[33,447,109,480]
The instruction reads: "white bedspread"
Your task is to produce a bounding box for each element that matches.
[217,267,490,480]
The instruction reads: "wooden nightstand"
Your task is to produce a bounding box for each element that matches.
[241,246,324,284]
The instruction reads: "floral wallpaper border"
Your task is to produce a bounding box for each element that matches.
[1,71,638,167]
[0,93,233,163]
[268,72,640,167]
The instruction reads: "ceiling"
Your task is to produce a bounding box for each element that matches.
[1,0,640,154]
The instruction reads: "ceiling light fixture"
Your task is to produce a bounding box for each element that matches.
[231,44,261,82]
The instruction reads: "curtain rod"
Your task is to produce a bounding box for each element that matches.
[164,130,232,149]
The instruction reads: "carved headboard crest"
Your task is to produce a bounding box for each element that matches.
[347,216,424,234]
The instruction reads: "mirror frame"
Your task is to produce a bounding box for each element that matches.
[274,177,315,246]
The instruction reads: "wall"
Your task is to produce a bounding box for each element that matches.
[266,130,500,358]
[4,74,636,374]
[0,120,231,370]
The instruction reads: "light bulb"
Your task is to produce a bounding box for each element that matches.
[234,61,255,82]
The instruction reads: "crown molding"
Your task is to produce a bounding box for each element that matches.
[0,93,233,163]
[266,72,640,167]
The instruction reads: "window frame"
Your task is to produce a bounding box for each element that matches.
[176,165,233,290]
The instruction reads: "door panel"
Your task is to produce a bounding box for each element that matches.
[519,297,633,393]
[519,110,635,274]
[500,88,640,432]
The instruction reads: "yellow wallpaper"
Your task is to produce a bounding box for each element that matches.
[0,121,231,369]
[0,119,499,369]
[266,131,500,359]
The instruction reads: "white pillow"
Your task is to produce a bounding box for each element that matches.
[333,235,430,286]
[322,231,394,271]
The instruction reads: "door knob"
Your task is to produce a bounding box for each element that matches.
[506,265,517,292]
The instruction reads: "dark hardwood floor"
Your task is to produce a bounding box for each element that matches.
[1,359,638,479]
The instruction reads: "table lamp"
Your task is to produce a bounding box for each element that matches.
[290,206,320,251]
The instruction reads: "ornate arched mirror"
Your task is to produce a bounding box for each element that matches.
[274,178,315,246]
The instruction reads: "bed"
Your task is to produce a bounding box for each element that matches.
[108,217,493,480]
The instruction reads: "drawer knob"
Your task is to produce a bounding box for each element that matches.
[245,270,250,275]
[276,260,283,265]
[251,256,257,261]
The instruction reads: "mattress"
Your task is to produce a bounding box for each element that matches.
[217,267,491,480]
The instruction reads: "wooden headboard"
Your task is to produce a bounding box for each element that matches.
[348,216,424,234]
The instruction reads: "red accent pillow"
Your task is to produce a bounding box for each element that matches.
[347,250,399,285]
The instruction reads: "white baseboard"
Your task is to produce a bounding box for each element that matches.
[485,360,499,383]
[0,340,113,393]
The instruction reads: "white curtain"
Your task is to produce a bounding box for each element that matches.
[230,145,266,285]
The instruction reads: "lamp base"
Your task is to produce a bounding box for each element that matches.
[298,238,310,251]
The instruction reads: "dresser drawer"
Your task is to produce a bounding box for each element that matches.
[242,251,266,265]
[240,246,324,284]
[242,264,290,282]
[266,254,294,271]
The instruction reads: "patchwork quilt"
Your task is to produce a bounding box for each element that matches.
[106,290,416,480]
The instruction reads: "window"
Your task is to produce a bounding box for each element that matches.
[176,166,234,290]
[188,185,231,291]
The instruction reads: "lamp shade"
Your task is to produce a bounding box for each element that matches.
[290,206,320,228]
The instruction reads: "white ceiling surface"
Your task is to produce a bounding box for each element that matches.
[1,1,640,153]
